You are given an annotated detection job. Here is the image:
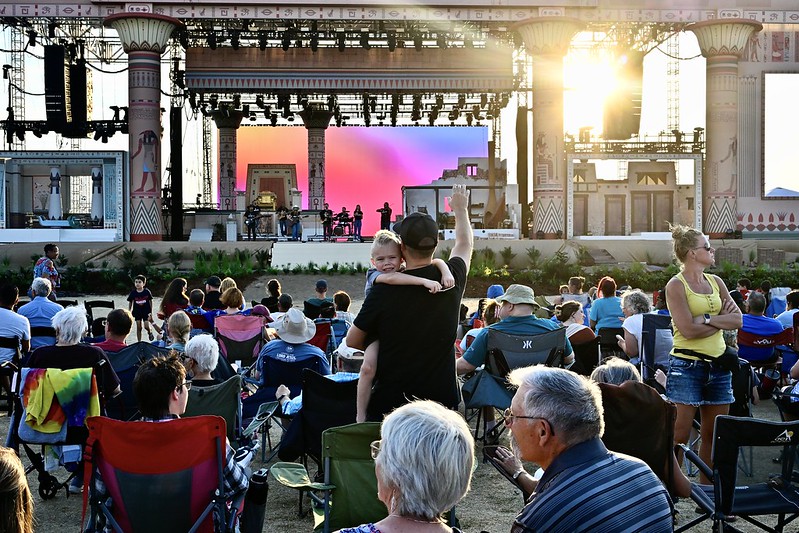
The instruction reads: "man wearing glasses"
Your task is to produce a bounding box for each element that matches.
[503,366,672,533]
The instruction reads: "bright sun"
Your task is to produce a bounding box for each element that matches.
[563,50,621,137]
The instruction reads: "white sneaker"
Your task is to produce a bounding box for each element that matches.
[68,483,83,494]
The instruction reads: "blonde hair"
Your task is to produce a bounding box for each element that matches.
[371,230,402,256]
[670,224,705,264]
[167,311,191,345]
[219,277,237,294]
[0,447,34,533]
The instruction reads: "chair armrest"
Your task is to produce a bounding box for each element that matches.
[242,401,282,438]
[677,443,714,481]
[270,462,334,491]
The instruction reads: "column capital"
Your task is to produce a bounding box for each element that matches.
[104,13,182,54]
[210,109,246,130]
[688,18,762,59]
[299,104,334,129]
[513,17,585,57]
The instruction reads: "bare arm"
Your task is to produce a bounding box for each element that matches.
[456,356,477,375]
[618,330,639,359]
[667,277,723,340]
[431,258,455,289]
[374,271,442,293]
[448,184,473,269]
[346,325,368,351]
[357,349,377,423]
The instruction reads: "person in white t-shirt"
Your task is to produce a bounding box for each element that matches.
[617,290,653,362]
[0,285,30,364]
[776,289,799,329]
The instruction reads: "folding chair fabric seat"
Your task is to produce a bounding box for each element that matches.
[215,315,267,368]
[738,327,794,365]
[184,375,243,448]
[271,422,384,533]
[640,314,673,380]
[571,337,600,376]
[84,415,230,533]
[103,342,170,420]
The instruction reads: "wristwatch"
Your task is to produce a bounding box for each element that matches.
[703,314,711,325]
[512,468,525,480]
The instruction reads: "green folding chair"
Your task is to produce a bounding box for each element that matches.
[270,422,385,533]
[184,375,243,449]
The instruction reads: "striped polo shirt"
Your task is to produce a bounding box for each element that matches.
[512,438,673,533]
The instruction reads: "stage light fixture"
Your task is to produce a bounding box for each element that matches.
[480,93,488,108]
[207,32,217,50]
[242,104,250,116]
[48,21,57,38]
[387,32,396,52]
[337,32,346,52]
[360,30,371,50]
[282,31,291,51]
[230,29,240,50]
[270,113,278,126]
[310,32,319,52]
[27,29,36,47]
[466,112,473,126]
[414,33,423,51]
[255,95,265,108]
[258,31,267,51]
[233,94,241,108]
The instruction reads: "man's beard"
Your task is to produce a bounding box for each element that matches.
[509,430,523,461]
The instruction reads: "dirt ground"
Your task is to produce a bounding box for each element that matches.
[3,273,793,532]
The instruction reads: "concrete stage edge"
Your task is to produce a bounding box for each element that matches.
[1,237,798,271]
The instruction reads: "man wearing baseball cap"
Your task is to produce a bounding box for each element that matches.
[456,284,574,376]
[347,184,474,421]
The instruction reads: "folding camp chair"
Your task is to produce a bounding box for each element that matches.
[85,300,115,338]
[676,416,799,533]
[640,314,673,381]
[184,375,244,449]
[0,335,20,416]
[597,327,625,359]
[215,315,268,369]
[103,342,170,421]
[83,415,241,533]
[29,325,57,349]
[7,365,102,499]
[188,313,213,336]
[270,422,385,533]
[461,328,566,441]
[571,337,600,376]
[309,319,350,366]
[738,327,794,367]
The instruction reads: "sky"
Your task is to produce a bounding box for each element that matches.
[3,28,796,217]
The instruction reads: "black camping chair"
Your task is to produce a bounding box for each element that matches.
[461,328,566,442]
[677,415,799,533]
[640,314,673,380]
[597,327,625,359]
[571,337,601,376]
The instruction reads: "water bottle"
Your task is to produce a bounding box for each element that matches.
[241,468,268,533]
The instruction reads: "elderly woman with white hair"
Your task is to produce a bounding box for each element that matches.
[27,306,121,400]
[180,334,220,387]
[615,289,653,362]
[339,400,474,533]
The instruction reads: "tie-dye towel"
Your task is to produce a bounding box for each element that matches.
[22,367,100,434]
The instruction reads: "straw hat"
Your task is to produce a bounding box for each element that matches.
[275,308,316,344]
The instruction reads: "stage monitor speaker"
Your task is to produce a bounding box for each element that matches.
[603,51,644,140]
[44,45,69,129]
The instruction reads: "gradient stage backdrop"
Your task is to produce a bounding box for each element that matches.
[236,126,489,236]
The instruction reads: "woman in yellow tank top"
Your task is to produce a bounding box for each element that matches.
[665,225,742,484]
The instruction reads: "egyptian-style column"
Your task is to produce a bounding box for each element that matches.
[48,167,63,220]
[90,167,103,222]
[298,104,334,212]
[104,13,181,241]
[688,19,762,237]
[211,109,246,211]
[515,17,584,238]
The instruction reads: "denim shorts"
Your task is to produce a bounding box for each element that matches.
[666,356,734,407]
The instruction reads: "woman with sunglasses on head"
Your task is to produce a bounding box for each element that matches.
[665,224,741,483]
[339,400,474,533]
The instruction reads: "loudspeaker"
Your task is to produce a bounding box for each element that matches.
[44,45,69,129]
[603,51,644,140]
[68,58,88,124]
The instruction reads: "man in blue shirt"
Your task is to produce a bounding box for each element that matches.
[255,308,330,381]
[739,291,786,363]
[456,284,573,375]
[17,278,63,349]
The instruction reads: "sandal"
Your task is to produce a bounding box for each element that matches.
[148,331,155,341]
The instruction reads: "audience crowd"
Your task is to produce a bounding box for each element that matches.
[2,227,799,532]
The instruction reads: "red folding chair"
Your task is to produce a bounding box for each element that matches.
[83,415,235,533]
[737,327,794,366]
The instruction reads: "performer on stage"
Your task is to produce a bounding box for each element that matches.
[377,202,392,231]
[320,203,334,241]
[336,206,350,222]
[353,204,363,242]
[290,206,302,241]
[277,205,289,237]
[245,204,261,241]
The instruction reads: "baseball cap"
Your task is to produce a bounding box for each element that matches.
[392,212,438,251]
[204,276,222,287]
[495,284,536,306]
[316,279,328,291]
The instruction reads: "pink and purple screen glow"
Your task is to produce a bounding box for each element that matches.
[237,126,488,236]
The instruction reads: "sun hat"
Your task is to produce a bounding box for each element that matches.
[495,284,536,306]
[392,212,438,251]
[275,308,317,344]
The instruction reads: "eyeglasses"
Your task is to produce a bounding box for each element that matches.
[370,440,381,460]
[502,408,555,435]
[692,244,713,252]
[177,380,192,392]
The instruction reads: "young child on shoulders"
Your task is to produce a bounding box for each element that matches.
[356,230,454,421]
